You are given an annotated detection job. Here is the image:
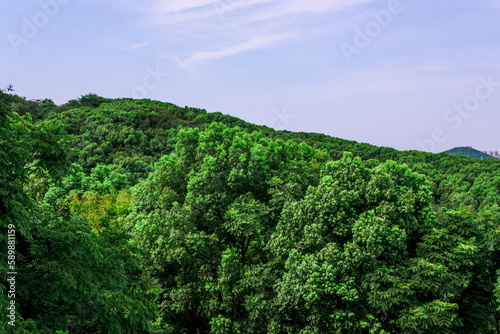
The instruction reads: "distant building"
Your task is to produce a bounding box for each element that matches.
[482,150,500,158]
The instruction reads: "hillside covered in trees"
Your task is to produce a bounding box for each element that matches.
[2,90,500,333]
[444,147,494,160]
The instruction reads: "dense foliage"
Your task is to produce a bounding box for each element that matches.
[2,90,500,333]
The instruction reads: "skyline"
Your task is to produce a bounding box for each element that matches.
[1,0,499,153]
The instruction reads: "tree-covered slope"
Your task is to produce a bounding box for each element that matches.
[2,91,500,333]
[30,93,500,210]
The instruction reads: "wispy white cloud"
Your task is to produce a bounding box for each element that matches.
[174,34,292,70]
[150,0,276,15]
[125,42,149,50]
[141,0,374,69]
[151,0,217,14]
[274,0,371,16]
[148,0,373,25]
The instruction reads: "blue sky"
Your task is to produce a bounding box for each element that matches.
[1,0,499,153]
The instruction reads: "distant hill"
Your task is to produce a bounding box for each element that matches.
[444,146,494,159]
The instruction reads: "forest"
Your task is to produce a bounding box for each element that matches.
[1,88,500,333]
